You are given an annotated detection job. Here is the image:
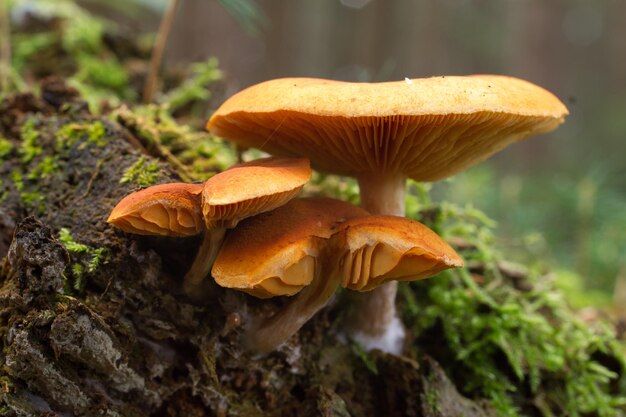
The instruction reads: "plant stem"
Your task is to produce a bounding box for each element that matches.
[0,0,11,94]
[143,0,180,103]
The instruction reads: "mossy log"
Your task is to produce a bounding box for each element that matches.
[0,82,498,416]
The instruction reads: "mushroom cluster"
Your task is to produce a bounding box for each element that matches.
[206,75,568,353]
[109,74,567,355]
[109,156,312,298]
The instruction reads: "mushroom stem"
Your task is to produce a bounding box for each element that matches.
[247,258,339,353]
[358,174,406,216]
[347,173,406,354]
[183,227,226,298]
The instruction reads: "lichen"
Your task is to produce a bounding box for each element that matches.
[119,156,160,187]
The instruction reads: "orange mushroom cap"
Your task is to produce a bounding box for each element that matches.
[212,197,368,298]
[207,76,568,181]
[334,215,464,291]
[202,156,311,229]
[107,183,204,237]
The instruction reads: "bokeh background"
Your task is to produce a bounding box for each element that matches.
[12,0,626,305]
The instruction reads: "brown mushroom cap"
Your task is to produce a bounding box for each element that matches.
[202,156,311,229]
[107,183,204,237]
[212,197,368,298]
[335,215,463,291]
[207,76,568,181]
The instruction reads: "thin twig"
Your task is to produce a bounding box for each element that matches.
[0,0,12,94]
[143,0,181,104]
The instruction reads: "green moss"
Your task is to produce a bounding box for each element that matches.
[27,156,59,180]
[554,269,613,308]
[112,105,235,181]
[19,119,42,163]
[71,263,85,292]
[351,342,378,375]
[10,171,23,192]
[423,373,442,414]
[308,175,623,414]
[58,228,110,295]
[87,247,108,273]
[55,121,108,150]
[398,194,626,417]
[20,191,45,215]
[305,173,360,204]
[0,137,12,159]
[76,55,130,93]
[9,165,47,213]
[70,56,136,110]
[164,58,222,111]
[119,156,159,187]
[62,14,104,54]
[59,228,90,253]
[12,32,58,73]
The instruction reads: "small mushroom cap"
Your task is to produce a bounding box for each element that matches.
[335,215,463,291]
[208,76,568,181]
[107,183,204,237]
[212,197,368,298]
[202,156,311,229]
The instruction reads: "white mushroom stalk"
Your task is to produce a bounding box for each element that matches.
[350,173,406,353]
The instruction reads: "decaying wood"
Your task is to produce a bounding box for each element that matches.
[0,84,496,416]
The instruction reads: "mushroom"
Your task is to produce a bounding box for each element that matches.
[207,75,568,353]
[184,156,311,297]
[108,157,311,298]
[332,215,464,352]
[212,197,368,352]
[107,182,204,237]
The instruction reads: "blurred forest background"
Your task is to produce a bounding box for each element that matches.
[5,0,626,307]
